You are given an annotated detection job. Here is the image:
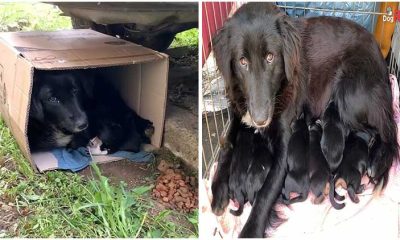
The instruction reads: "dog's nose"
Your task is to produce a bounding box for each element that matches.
[77,122,88,131]
[253,119,268,127]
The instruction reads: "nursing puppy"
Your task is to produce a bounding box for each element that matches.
[282,113,310,204]
[321,101,348,173]
[245,132,273,205]
[28,70,91,152]
[89,77,154,153]
[334,131,371,204]
[308,121,331,204]
[229,127,273,216]
[229,125,254,216]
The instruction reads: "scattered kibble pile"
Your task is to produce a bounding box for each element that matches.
[152,160,198,213]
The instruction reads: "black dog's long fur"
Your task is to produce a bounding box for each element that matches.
[282,113,310,204]
[309,121,330,204]
[212,3,398,237]
[89,76,154,153]
[28,70,91,152]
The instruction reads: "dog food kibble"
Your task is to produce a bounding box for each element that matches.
[152,160,198,213]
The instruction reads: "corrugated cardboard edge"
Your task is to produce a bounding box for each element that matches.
[24,62,35,170]
[156,52,169,147]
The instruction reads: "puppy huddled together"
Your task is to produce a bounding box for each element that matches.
[28,69,154,154]
[213,103,380,216]
[281,104,374,210]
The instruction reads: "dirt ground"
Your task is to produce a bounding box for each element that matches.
[0,159,19,237]
[0,200,18,237]
[80,159,155,188]
[80,147,196,187]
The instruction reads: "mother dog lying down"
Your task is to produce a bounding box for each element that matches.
[28,69,154,154]
[211,3,398,238]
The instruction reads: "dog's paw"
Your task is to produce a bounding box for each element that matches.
[211,181,229,216]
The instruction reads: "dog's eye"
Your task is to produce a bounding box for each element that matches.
[48,96,60,103]
[239,57,248,67]
[265,53,274,63]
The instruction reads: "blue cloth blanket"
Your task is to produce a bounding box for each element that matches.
[52,147,155,172]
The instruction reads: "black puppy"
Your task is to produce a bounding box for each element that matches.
[229,126,273,216]
[333,131,370,205]
[282,113,310,204]
[89,77,154,153]
[321,101,348,173]
[228,125,254,216]
[245,132,273,205]
[321,101,350,209]
[308,120,331,204]
[28,70,91,152]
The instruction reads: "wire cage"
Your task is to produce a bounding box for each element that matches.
[202,2,400,178]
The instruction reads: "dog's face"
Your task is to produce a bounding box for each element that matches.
[213,3,300,128]
[30,71,89,134]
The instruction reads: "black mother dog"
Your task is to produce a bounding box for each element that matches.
[28,70,91,152]
[212,3,398,238]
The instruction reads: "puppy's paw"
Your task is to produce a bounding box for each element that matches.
[313,194,325,204]
[144,124,155,138]
[141,143,157,152]
[211,181,229,216]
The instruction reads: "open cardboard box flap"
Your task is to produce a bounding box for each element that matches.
[0,29,169,172]
[0,29,165,69]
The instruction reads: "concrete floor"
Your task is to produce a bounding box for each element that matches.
[162,47,198,170]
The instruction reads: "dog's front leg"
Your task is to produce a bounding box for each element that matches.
[211,112,241,215]
[239,119,290,238]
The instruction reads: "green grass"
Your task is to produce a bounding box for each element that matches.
[170,28,199,48]
[0,118,198,238]
[0,3,72,32]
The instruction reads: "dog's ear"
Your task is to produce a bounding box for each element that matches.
[75,70,94,99]
[277,15,301,83]
[29,84,44,121]
[212,25,231,83]
[212,25,244,115]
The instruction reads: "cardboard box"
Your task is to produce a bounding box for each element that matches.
[0,29,169,172]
